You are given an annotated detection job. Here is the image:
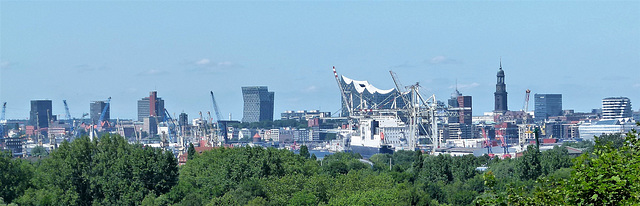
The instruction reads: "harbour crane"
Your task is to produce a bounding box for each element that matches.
[522,89,531,113]
[210,91,223,122]
[163,108,178,144]
[332,66,353,116]
[389,71,411,109]
[481,127,494,158]
[63,100,74,134]
[1,102,6,121]
[73,113,89,138]
[0,102,6,137]
[496,129,511,159]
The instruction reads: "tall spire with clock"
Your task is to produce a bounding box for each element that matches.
[494,59,508,114]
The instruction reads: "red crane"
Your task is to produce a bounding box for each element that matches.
[481,127,494,158]
[496,129,511,159]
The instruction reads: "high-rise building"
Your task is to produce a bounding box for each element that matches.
[534,94,563,122]
[242,86,274,123]
[602,97,632,119]
[179,113,188,127]
[90,101,109,125]
[29,100,52,128]
[445,88,473,139]
[137,91,165,122]
[447,89,472,125]
[494,61,508,114]
[458,96,473,124]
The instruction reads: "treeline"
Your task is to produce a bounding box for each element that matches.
[1,135,177,205]
[1,123,638,205]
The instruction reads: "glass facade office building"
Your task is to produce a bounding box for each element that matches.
[602,97,632,120]
[90,101,109,125]
[29,100,52,128]
[534,94,563,122]
[242,86,274,123]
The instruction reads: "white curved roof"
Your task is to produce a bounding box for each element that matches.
[342,75,395,94]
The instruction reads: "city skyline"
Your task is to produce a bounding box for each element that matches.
[1,1,639,120]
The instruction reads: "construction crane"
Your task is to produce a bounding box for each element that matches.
[63,100,74,134]
[496,129,511,159]
[210,91,223,122]
[389,71,410,109]
[332,66,353,116]
[522,89,531,112]
[163,109,178,144]
[1,102,6,121]
[98,97,111,130]
[199,111,207,138]
[481,127,494,158]
[0,102,6,137]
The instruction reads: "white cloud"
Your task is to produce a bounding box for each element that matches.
[186,58,240,74]
[449,82,480,90]
[75,64,109,73]
[430,56,447,64]
[429,55,458,64]
[138,69,167,76]
[633,83,640,88]
[217,61,233,66]
[303,85,317,92]
[195,58,211,65]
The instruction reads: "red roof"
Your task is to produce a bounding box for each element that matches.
[195,146,214,153]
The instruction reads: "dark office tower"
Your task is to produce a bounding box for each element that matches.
[534,94,563,122]
[494,60,508,114]
[242,86,275,123]
[137,91,165,122]
[29,100,52,128]
[90,101,109,125]
[179,113,188,126]
[447,89,473,124]
[458,96,473,124]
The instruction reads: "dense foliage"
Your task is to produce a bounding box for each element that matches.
[476,122,640,205]
[1,123,638,205]
[5,135,178,206]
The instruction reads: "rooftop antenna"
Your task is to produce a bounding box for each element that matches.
[455,79,458,92]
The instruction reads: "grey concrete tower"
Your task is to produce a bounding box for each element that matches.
[494,60,508,114]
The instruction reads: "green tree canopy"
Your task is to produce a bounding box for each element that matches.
[0,151,34,203]
[16,134,178,206]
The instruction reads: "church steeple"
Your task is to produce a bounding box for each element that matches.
[494,59,508,113]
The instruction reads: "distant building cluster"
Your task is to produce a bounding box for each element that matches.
[281,110,331,121]
[1,62,638,158]
[437,61,637,157]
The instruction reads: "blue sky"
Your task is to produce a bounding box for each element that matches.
[1,1,639,120]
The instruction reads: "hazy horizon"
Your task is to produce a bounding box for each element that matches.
[1,1,638,120]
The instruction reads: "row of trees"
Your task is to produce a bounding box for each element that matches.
[1,135,178,205]
[1,122,638,205]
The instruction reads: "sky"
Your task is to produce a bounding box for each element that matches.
[1,1,639,120]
